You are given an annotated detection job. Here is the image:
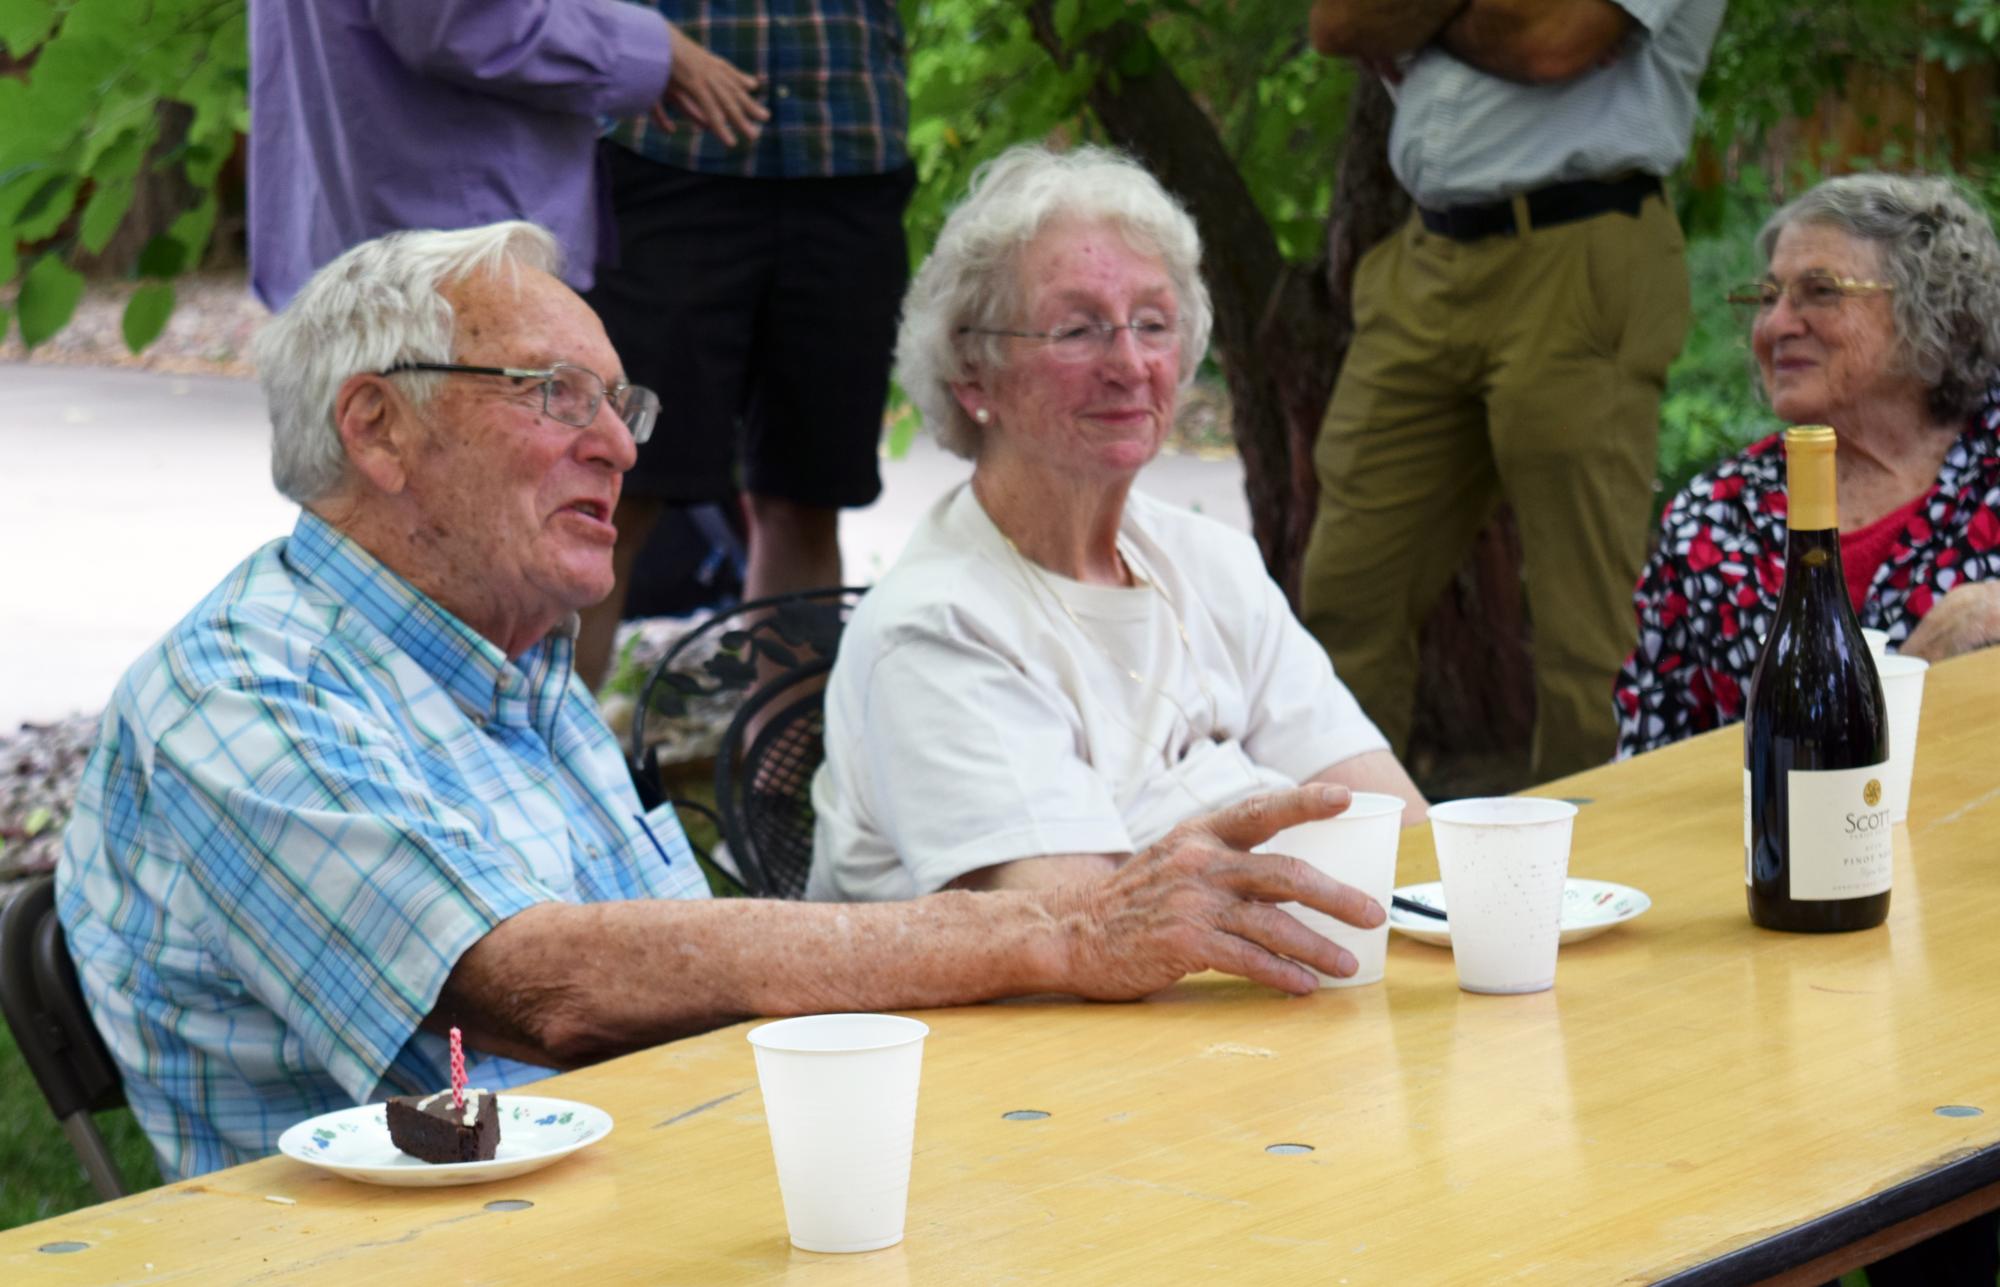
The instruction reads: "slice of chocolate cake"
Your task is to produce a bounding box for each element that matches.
[385,1089,501,1164]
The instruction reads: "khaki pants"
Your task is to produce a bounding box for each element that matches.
[1300,193,1690,781]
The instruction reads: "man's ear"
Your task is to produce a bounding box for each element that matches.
[333,373,413,494]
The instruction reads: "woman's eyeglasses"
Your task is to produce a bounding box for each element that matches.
[957,318,1180,365]
[1725,273,1894,316]
[380,362,660,443]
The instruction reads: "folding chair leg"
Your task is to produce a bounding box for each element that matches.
[60,1111,127,1201]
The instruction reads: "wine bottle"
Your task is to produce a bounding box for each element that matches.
[1744,426,1892,932]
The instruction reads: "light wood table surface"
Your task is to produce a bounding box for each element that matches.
[8,650,2000,1285]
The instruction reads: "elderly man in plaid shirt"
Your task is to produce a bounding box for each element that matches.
[576,0,916,687]
[57,222,1388,1180]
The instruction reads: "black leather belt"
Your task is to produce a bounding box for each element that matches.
[1417,173,1663,242]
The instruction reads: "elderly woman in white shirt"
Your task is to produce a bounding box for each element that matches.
[808,144,1425,902]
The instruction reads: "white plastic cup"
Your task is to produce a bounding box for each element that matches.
[1862,627,1890,661]
[1255,791,1405,987]
[748,1013,929,1253]
[1876,653,1929,824]
[1429,798,1578,995]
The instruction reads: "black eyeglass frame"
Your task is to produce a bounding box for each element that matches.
[380,361,659,443]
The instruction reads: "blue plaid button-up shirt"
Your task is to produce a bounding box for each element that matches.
[609,0,908,177]
[57,511,708,1180]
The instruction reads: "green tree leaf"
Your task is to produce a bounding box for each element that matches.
[78,176,136,253]
[0,0,59,55]
[136,233,188,278]
[17,254,86,348]
[9,172,79,240]
[122,280,176,353]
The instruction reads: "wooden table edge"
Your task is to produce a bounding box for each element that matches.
[1654,1144,2000,1285]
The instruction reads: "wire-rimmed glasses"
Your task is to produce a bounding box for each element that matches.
[1725,273,1895,317]
[381,362,661,443]
[956,316,1180,365]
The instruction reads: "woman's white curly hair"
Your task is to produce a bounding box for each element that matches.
[895,144,1213,459]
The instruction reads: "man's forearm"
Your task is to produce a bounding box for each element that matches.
[1438,0,1634,84]
[433,893,1069,1068]
[947,852,1124,893]
[1309,0,1467,60]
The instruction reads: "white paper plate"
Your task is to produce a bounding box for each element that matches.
[277,1094,612,1187]
[1389,878,1651,948]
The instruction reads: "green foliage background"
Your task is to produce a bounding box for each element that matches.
[0,0,247,349]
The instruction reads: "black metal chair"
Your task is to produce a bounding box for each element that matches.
[629,587,864,899]
[0,874,129,1200]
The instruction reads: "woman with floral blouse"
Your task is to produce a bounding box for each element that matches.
[1615,173,2000,760]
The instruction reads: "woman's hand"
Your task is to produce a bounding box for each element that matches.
[654,24,768,147]
[1899,581,2000,663]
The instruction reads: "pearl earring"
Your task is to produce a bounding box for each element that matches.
[973,408,991,425]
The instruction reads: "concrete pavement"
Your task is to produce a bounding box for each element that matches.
[0,362,1247,732]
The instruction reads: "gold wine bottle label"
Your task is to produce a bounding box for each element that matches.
[1784,426,1838,532]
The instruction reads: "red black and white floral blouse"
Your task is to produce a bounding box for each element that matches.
[1614,396,2000,758]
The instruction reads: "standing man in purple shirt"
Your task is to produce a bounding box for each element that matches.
[249,0,769,311]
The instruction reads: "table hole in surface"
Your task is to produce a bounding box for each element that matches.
[38,1242,91,1254]
[1265,1143,1315,1156]
[1001,1110,1051,1121]
[1935,1105,1984,1118]
[484,1199,535,1213]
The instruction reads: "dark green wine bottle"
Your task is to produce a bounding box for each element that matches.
[1744,427,1892,931]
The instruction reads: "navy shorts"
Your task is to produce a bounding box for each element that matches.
[588,142,914,507]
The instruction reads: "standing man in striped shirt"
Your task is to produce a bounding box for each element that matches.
[1299,0,1725,783]
[576,1,913,686]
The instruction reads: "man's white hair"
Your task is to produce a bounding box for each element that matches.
[896,144,1213,459]
[254,222,562,503]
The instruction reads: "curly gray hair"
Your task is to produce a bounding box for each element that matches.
[896,144,1213,459]
[1759,173,2000,422]
[254,222,561,503]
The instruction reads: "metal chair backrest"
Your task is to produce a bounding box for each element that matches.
[0,874,129,1199]
[629,587,864,897]
[715,660,834,900]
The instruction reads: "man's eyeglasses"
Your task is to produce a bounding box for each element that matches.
[1726,273,1895,316]
[380,362,660,443]
[957,317,1180,365]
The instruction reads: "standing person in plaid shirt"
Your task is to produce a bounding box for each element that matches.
[576,0,914,686]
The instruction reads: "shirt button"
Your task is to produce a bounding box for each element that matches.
[776,85,790,98]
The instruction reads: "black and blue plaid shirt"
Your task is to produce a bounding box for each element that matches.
[611,0,908,177]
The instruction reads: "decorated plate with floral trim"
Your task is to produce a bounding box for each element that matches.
[277,1095,613,1187]
[1389,878,1652,948]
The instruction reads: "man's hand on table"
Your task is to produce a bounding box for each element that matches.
[1043,784,1383,999]
[1900,581,2000,664]
[655,23,768,147]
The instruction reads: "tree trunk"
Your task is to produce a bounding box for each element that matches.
[1025,13,1534,796]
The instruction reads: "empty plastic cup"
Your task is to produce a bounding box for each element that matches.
[748,1013,928,1252]
[1255,791,1406,986]
[1876,653,1929,824]
[1429,798,1578,995]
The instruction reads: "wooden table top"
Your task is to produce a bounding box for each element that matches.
[8,650,2000,1286]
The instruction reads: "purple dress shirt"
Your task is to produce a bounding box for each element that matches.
[250,0,673,310]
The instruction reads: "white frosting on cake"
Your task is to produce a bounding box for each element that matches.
[412,1087,492,1121]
